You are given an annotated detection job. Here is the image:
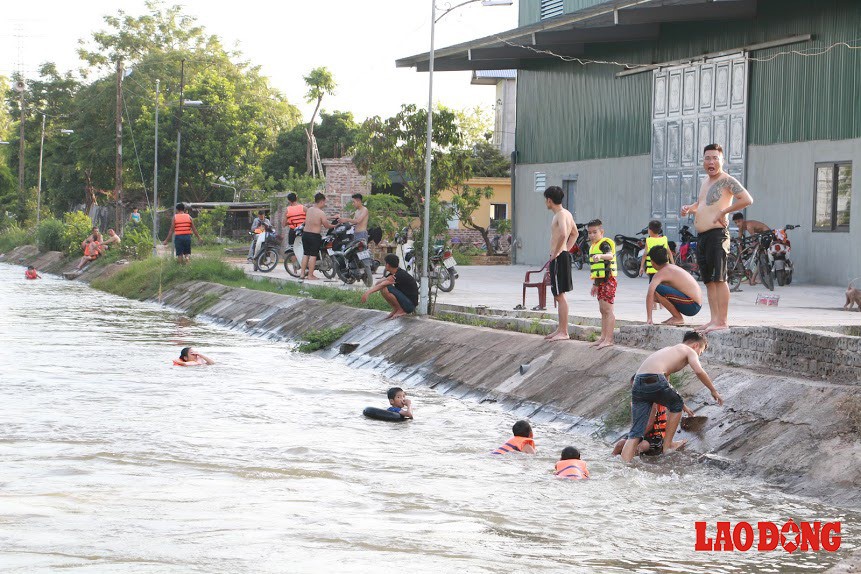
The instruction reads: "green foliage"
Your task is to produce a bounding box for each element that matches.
[495,218,512,235]
[297,325,351,353]
[194,206,228,242]
[62,211,94,255]
[470,140,510,177]
[121,226,155,259]
[363,193,410,242]
[0,224,29,252]
[454,106,494,147]
[266,167,323,200]
[263,111,359,181]
[36,218,66,252]
[0,163,17,223]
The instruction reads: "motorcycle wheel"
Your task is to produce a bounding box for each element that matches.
[318,252,336,279]
[684,250,700,281]
[775,269,786,287]
[759,252,774,291]
[284,251,301,278]
[620,250,639,278]
[436,265,455,292]
[573,252,584,271]
[786,264,793,285]
[362,269,373,288]
[255,248,278,273]
[334,257,354,284]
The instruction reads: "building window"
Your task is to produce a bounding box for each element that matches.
[814,162,852,232]
[540,0,564,20]
[534,172,546,194]
[490,203,508,224]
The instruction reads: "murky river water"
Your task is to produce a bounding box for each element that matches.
[0,264,856,572]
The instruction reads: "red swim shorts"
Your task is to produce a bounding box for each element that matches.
[596,276,617,304]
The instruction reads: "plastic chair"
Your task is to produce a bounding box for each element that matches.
[522,261,556,310]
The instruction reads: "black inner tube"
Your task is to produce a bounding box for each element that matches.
[363,406,405,422]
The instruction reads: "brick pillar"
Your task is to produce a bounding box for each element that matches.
[322,156,371,216]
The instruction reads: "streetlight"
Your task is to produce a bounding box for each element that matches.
[36,117,74,226]
[419,0,512,315]
[172,99,204,215]
[211,181,237,201]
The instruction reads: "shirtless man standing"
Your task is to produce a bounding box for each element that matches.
[620,331,723,462]
[543,185,578,342]
[300,193,338,281]
[646,245,703,326]
[341,193,371,276]
[681,144,753,333]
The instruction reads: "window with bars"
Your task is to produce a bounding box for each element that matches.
[490,203,508,222]
[813,162,852,232]
[540,0,564,19]
[534,172,546,193]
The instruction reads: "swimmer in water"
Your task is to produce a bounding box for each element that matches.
[386,387,414,419]
[176,347,215,365]
[25,266,41,279]
[492,420,536,455]
[555,446,589,479]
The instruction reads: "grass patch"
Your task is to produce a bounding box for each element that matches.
[90,256,391,311]
[593,386,633,439]
[297,326,352,353]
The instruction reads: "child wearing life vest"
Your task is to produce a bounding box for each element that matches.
[587,219,617,349]
[612,376,695,456]
[492,420,536,454]
[386,387,414,419]
[639,220,675,280]
[555,446,589,479]
[24,266,41,279]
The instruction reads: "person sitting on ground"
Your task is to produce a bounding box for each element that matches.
[101,228,121,250]
[24,265,41,279]
[555,446,589,479]
[620,331,723,462]
[613,376,695,457]
[492,419,536,455]
[174,347,215,366]
[361,254,419,319]
[386,387,414,419]
[247,210,272,261]
[646,245,703,326]
[90,226,103,243]
[76,234,102,270]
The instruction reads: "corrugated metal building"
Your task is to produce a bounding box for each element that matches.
[398,0,860,285]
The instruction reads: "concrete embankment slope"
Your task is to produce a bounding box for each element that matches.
[158,280,861,510]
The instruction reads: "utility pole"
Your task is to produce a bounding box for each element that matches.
[115,59,124,234]
[173,59,185,215]
[17,81,25,219]
[153,79,160,257]
[36,114,45,226]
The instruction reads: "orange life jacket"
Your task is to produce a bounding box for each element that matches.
[644,405,668,440]
[555,459,590,479]
[286,204,306,229]
[174,212,193,235]
[492,436,535,455]
[25,269,38,279]
[84,241,100,257]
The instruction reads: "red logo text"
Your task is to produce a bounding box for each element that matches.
[695,520,841,553]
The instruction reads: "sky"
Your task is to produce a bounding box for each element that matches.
[1,0,520,121]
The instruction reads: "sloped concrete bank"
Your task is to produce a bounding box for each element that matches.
[157,280,861,512]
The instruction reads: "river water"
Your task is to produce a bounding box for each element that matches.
[0,264,855,573]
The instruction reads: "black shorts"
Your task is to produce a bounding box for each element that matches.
[302,232,322,257]
[550,251,573,297]
[174,234,192,256]
[288,228,296,245]
[696,227,730,283]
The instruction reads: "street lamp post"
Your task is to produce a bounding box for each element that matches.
[419,0,512,315]
[35,119,74,227]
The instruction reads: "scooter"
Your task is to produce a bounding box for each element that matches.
[767,224,800,286]
[675,225,700,280]
[283,223,336,279]
[614,228,648,278]
[394,228,456,292]
[249,225,283,273]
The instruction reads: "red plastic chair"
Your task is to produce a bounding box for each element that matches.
[522,261,556,310]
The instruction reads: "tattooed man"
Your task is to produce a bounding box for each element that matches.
[680,144,753,333]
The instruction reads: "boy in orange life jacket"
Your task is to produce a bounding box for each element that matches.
[387,387,414,419]
[24,265,41,279]
[555,446,589,479]
[612,376,696,456]
[492,420,536,454]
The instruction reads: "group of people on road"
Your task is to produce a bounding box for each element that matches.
[544,143,754,348]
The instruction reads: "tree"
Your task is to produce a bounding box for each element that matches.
[470,140,510,177]
[448,184,503,254]
[264,110,358,182]
[454,105,493,147]
[303,67,336,176]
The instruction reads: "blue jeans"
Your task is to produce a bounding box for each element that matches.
[387,286,416,313]
[628,374,684,439]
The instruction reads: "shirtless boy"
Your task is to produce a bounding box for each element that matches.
[646,245,703,326]
[681,144,753,333]
[731,212,769,240]
[341,193,372,276]
[620,331,723,462]
[300,193,338,281]
[543,186,578,342]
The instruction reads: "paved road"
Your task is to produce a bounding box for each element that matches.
[239,260,860,329]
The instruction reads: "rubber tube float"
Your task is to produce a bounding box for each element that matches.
[363,407,406,422]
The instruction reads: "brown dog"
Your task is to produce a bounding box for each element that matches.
[845,287,861,311]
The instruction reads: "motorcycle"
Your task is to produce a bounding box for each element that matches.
[394,228,457,292]
[283,222,337,279]
[330,221,378,288]
[614,228,648,278]
[568,223,589,271]
[249,225,283,273]
[767,224,800,286]
[674,225,700,280]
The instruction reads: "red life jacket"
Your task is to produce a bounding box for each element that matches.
[555,459,589,479]
[286,204,306,229]
[25,269,38,279]
[84,241,100,257]
[644,405,668,440]
[174,212,193,235]
[492,436,535,455]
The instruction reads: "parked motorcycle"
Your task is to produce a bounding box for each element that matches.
[249,225,283,273]
[614,228,648,278]
[283,222,336,279]
[675,225,700,280]
[568,223,589,271]
[394,228,457,292]
[767,224,800,286]
[330,221,377,288]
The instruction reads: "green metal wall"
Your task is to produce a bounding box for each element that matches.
[516,0,861,164]
[519,0,609,26]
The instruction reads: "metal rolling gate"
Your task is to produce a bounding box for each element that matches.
[650,54,748,240]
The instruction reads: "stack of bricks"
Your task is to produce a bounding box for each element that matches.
[322,157,371,218]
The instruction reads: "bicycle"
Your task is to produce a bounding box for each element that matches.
[727,230,774,292]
